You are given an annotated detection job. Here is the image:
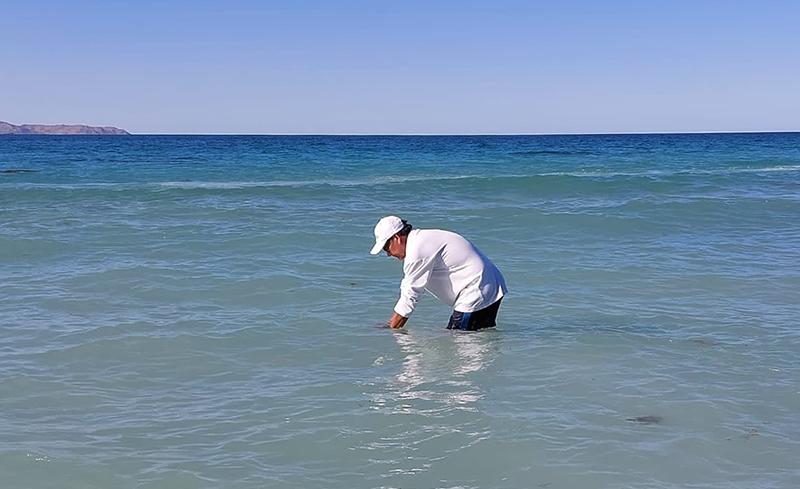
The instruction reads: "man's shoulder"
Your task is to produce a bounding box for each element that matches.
[409,228,467,257]
[414,228,462,240]
[419,229,469,248]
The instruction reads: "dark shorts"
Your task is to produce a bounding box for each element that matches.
[447,299,502,331]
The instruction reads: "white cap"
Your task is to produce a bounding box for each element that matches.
[370,216,404,255]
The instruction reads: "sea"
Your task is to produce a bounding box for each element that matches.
[1,133,799,489]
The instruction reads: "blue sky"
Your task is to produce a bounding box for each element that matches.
[2,1,798,134]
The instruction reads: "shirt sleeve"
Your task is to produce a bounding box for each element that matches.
[393,257,435,317]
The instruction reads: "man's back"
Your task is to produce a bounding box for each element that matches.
[400,228,506,314]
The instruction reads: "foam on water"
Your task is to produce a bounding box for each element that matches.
[1,134,800,488]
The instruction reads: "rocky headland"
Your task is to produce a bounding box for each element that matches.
[0,120,129,135]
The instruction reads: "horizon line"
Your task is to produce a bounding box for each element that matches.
[4,130,799,137]
[124,129,800,136]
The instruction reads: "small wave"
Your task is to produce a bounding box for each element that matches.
[150,172,655,189]
[539,164,800,178]
[692,165,800,175]
[537,170,668,178]
[154,174,483,189]
[510,150,594,157]
[0,182,133,190]
[532,164,800,179]
[1,176,484,191]
[1,165,796,191]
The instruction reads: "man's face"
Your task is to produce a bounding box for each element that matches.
[384,235,405,260]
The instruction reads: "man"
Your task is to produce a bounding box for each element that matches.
[370,216,507,330]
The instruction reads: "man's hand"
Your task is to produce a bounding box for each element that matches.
[387,312,408,329]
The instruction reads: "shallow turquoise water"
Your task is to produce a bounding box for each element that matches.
[1,134,799,488]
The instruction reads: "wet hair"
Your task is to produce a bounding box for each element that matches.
[397,219,413,236]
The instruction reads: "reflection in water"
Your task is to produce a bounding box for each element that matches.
[393,330,423,389]
[360,330,501,479]
[384,329,500,414]
[452,331,499,376]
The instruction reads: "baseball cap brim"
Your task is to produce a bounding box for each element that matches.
[370,239,388,255]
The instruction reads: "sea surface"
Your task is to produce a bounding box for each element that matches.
[1,133,799,489]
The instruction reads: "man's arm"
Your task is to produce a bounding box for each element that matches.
[393,257,434,319]
[387,311,408,329]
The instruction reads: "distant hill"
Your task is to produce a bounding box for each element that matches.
[0,120,129,135]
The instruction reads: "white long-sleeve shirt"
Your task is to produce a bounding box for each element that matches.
[393,229,507,317]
